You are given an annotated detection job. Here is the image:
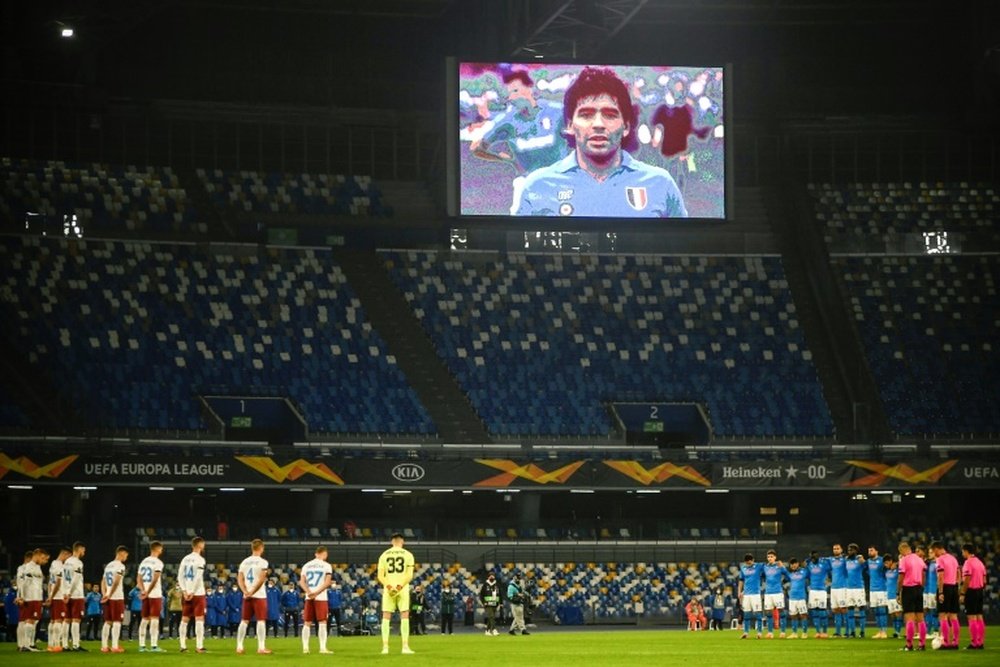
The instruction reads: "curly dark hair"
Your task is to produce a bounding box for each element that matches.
[562,66,639,153]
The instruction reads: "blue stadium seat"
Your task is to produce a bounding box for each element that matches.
[381,250,833,438]
[1,157,205,234]
[833,254,1000,436]
[198,168,390,218]
[0,236,434,435]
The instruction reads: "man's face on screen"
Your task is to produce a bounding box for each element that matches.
[506,80,533,110]
[570,94,629,162]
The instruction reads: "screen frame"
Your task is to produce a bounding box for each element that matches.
[446,57,734,229]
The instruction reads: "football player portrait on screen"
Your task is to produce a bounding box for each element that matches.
[514,66,687,218]
[470,67,567,214]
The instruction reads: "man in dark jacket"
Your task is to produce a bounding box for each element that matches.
[280,584,300,637]
[411,585,426,635]
[207,584,227,637]
[440,582,456,635]
[479,573,502,636]
[265,580,281,637]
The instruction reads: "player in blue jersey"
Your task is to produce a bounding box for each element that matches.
[883,553,903,638]
[806,551,831,638]
[737,553,764,639]
[917,545,939,637]
[827,544,849,637]
[471,68,567,214]
[761,550,789,638]
[514,66,687,218]
[866,545,889,639]
[786,558,809,639]
[845,543,867,637]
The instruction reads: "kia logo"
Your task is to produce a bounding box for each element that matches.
[392,464,425,482]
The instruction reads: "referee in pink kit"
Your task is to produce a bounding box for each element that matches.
[930,541,961,649]
[897,541,927,651]
[960,544,987,650]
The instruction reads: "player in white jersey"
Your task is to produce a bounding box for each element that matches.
[62,542,87,650]
[137,541,166,652]
[14,550,35,651]
[178,536,208,653]
[16,548,49,652]
[236,539,271,655]
[100,545,129,653]
[47,546,71,651]
[299,546,334,654]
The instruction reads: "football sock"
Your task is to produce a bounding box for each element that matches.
[256,621,266,649]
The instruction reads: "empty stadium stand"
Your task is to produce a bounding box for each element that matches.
[198,168,390,218]
[0,381,30,428]
[810,182,1000,248]
[382,250,834,439]
[152,557,737,625]
[833,255,1000,437]
[1,157,206,235]
[0,235,434,435]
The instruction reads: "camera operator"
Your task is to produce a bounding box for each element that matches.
[506,576,530,636]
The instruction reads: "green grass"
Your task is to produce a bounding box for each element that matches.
[6,628,993,666]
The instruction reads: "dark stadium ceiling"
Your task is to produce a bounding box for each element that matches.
[7,0,995,114]
[14,0,949,55]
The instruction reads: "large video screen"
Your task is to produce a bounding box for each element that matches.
[454,62,727,220]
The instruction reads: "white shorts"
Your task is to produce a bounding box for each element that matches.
[868,591,889,608]
[789,599,808,616]
[763,593,785,611]
[922,593,936,610]
[846,588,866,608]
[830,589,849,609]
[741,594,762,613]
[887,599,901,614]
[808,590,829,610]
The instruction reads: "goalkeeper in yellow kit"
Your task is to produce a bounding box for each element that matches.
[377,533,415,655]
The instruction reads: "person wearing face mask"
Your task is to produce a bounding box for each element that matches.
[207,584,227,638]
[515,66,687,218]
[440,581,456,635]
[479,573,502,636]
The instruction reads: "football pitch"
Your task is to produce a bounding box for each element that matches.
[5,629,992,666]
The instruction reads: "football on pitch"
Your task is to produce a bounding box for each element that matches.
[931,636,943,650]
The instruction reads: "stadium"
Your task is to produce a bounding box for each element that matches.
[1,0,998,664]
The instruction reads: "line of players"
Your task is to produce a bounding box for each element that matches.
[736,541,988,650]
[13,534,418,656]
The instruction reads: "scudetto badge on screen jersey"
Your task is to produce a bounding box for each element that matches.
[626,187,648,211]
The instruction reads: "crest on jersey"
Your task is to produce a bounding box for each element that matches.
[625,187,648,211]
